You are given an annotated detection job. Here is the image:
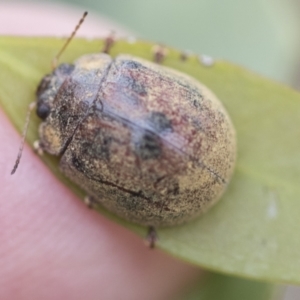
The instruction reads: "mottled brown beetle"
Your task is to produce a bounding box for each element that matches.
[12,12,236,247]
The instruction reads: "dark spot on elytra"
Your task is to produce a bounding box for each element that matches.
[118,75,147,96]
[170,181,180,195]
[84,133,112,161]
[148,111,173,133]
[71,155,85,173]
[193,99,201,109]
[134,131,162,160]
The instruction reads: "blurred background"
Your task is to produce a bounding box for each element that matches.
[67,0,300,88]
[1,0,300,299]
[2,0,300,89]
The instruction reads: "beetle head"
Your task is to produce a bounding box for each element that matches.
[36,63,75,120]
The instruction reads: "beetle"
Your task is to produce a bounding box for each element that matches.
[12,12,236,247]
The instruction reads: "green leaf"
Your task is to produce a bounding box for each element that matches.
[1,37,300,285]
[184,272,282,300]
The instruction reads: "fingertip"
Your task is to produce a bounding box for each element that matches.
[0,109,201,299]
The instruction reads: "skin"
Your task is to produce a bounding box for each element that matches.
[0,3,201,300]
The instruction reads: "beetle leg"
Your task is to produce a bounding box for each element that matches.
[152,44,168,64]
[83,195,98,209]
[102,32,115,54]
[33,140,45,156]
[145,226,158,249]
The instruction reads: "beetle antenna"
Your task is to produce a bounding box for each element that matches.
[51,11,88,70]
[11,102,36,175]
